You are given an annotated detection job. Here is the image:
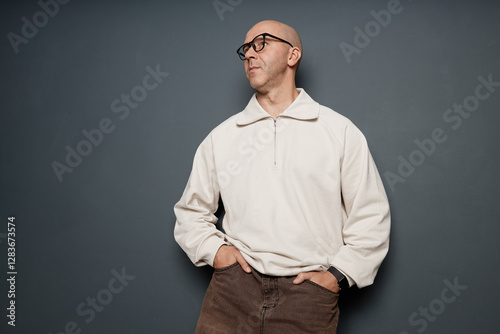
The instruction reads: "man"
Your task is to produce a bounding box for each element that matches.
[174,20,390,333]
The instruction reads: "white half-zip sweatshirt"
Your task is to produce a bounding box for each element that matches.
[174,89,390,288]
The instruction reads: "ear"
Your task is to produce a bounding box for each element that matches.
[287,47,301,68]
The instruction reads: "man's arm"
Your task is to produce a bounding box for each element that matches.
[331,123,391,288]
[294,122,390,292]
[173,134,227,267]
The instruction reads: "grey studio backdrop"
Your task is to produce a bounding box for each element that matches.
[0,0,499,333]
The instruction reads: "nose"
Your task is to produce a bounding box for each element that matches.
[245,45,257,60]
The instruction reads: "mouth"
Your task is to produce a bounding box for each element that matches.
[248,66,259,72]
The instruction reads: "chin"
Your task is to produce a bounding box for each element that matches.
[247,77,265,90]
[247,78,258,89]
[248,81,259,89]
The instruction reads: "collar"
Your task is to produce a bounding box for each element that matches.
[236,88,320,125]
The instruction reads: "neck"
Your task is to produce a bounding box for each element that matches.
[256,81,299,119]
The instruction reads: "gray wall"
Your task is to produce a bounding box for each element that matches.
[1,0,499,333]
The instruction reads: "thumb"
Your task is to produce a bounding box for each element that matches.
[293,272,311,284]
[235,252,251,273]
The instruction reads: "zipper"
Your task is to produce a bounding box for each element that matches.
[273,117,278,167]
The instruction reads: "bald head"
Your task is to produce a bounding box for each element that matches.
[245,20,302,54]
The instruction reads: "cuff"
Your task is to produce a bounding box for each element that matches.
[197,235,228,267]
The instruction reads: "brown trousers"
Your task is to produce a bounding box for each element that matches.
[196,263,339,334]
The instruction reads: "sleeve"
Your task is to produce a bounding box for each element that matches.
[173,134,227,267]
[331,123,391,288]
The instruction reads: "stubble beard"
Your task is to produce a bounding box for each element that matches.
[247,64,286,94]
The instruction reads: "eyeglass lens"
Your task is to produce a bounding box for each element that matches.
[242,35,266,56]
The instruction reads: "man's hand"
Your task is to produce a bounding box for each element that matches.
[293,270,340,293]
[213,245,252,273]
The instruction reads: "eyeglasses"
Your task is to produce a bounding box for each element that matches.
[236,33,293,61]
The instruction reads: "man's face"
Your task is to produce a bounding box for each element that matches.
[243,24,291,92]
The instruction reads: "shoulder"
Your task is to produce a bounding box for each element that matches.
[317,103,356,130]
[198,112,242,148]
[317,104,366,143]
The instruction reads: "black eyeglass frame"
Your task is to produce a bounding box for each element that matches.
[236,33,294,61]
